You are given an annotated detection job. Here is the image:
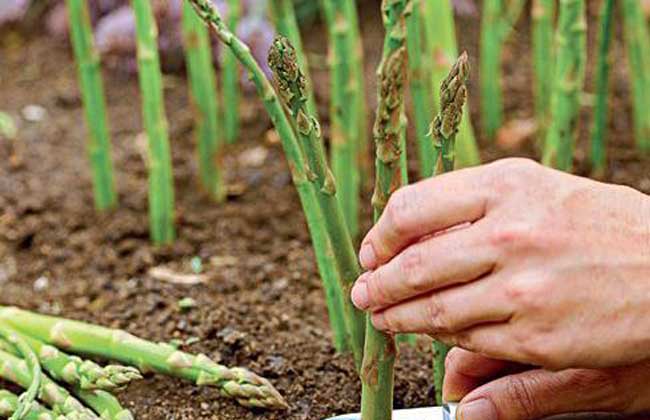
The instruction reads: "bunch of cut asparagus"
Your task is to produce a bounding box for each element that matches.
[0,306,287,419]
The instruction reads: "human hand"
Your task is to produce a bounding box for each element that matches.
[351,158,650,369]
[443,348,650,420]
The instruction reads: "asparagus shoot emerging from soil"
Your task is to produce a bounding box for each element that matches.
[361,1,411,418]
[532,0,556,143]
[480,0,526,140]
[222,0,242,144]
[132,0,176,245]
[621,0,650,153]
[420,0,479,170]
[0,326,41,420]
[590,0,615,176]
[542,0,586,171]
[0,390,57,420]
[186,0,366,367]
[65,0,117,211]
[182,0,225,202]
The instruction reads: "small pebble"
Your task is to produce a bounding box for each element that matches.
[21,105,47,122]
[33,276,49,291]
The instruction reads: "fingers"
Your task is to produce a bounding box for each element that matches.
[457,368,631,420]
[369,276,514,335]
[443,348,515,402]
[351,221,496,311]
[359,166,490,270]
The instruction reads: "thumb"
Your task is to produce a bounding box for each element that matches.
[456,368,629,420]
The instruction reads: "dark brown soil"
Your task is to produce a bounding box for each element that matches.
[0,2,648,419]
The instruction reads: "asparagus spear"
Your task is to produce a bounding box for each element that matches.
[542,0,586,171]
[421,0,479,170]
[185,0,367,367]
[428,52,470,406]
[132,0,176,245]
[222,0,242,144]
[182,0,225,202]
[590,0,615,175]
[0,390,59,420]
[0,326,41,420]
[621,0,650,152]
[73,390,132,420]
[532,0,556,143]
[65,0,117,211]
[0,307,287,410]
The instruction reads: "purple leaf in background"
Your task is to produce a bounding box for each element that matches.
[452,0,477,17]
[95,6,136,56]
[236,15,275,82]
[0,0,29,26]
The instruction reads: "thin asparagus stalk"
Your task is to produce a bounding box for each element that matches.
[132,0,176,245]
[361,1,411,418]
[542,0,586,171]
[182,0,225,202]
[590,0,615,176]
[222,0,242,144]
[421,0,479,169]
[73,390,132,420]
[0,326,41,420]
[321,0,362,238]
[479,0,526,140]
[0,390,58,420]
[532,0,556,143]
[0,307,287,410]
[426,53,470,405]
[621,0,650,152]
[185,0,367,367]
[65,0,117,211]
[269,0,318,118]
[0,349,97,419]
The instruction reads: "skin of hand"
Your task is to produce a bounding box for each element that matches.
[350,158,650,370]
[444,348,650,420]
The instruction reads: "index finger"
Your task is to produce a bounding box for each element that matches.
[359,165,491,270]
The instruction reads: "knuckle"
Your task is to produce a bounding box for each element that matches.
[366,270,392,306]
[488,158,541,192]
[504,279,543,312]
[444,347,464,374]
[385,188,413,236]
[505,375,540,419]
[426,294,451,332]
[399,247,428,292]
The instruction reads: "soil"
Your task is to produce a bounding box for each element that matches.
[0,2,648,420]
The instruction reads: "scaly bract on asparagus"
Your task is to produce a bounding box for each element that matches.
[0,390,58,420]
[542,0,586,171]
[531,0,555,143]
[222,0,242,144]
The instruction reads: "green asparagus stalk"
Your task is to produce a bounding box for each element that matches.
[73,390,132,420]
[185,0,367,367]
[0,326,41,420]
[421,0,479,169]
[590,0,615,175]
[269,0,318,118]
[182,1,225,201]
[0,390,58,420]
[361,1,411,418]
[532,0,556,143]
[542,0,586,171]
[321,0,362,238]
[0,112,17,140]
[65,0,117,211]
[479,0,526,140]
[621,0,650,152]
[222,0,242,144]
[132,0,176,244]
[0,349,97,419]
[0,306,288,410]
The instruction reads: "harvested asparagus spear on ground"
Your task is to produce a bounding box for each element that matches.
[0,390,58,420]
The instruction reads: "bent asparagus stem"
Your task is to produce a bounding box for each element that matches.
[73,390,132,420]
[0,307,287,410]
[182,0,225,201]
[532,0,556,143]
[185,0,366,367]
[65,0,117,211]
[0,390,58,420]
[222,0,242,144]
[0,326,41,420]
[590,0,615,175]
[132,0,176,244]
[542,0,586,171]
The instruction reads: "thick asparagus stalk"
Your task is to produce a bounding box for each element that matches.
[0,326,41,420]
[321,0,362,238]
[0,390,58,420]
[185,0,367,367]
[621,0,650,152]
[542,0,586,171]
[361,1,412,418]
[479,0,526,140]
[132,0,176,244]
[590,0,615,175]
[182,0,225,202]
[532,0,555,143]
[421,0,479,169]
[73,390,132,420]
[65,0,117,211]
[222,0,242,144]
[0,307,287,410]
[269,0,318,118]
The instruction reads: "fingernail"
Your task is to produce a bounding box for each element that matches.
[351,276,370,310]
[458,398,497,420]
[359,242,377,269]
